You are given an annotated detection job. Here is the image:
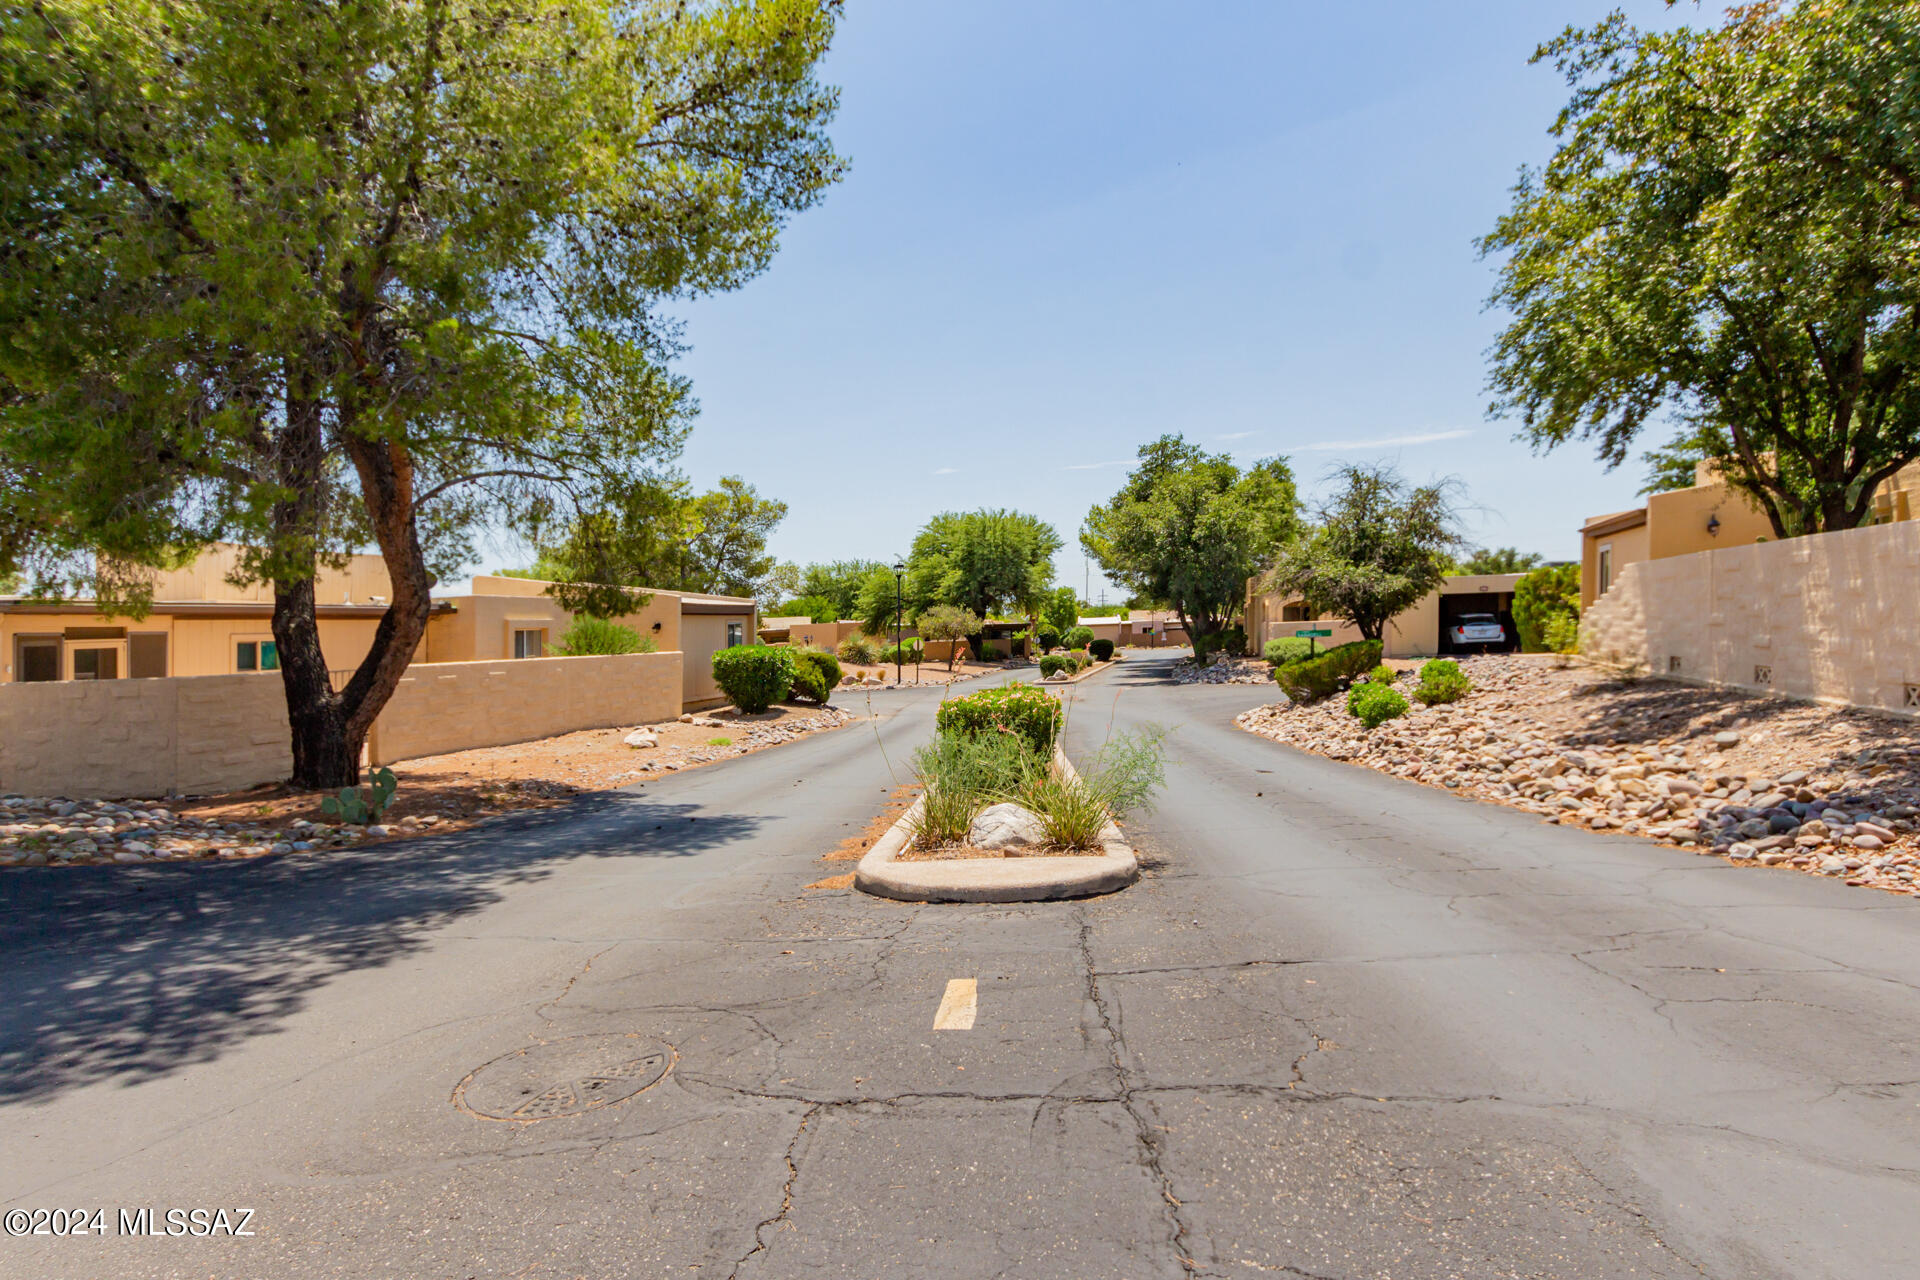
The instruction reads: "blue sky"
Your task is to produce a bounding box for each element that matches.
[496,1,1720,597]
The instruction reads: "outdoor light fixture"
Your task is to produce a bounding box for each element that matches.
[1706,513,1721,536]
[892,562,907,685]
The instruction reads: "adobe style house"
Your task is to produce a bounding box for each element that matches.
[1243,574,1529,659]
[0,545,755,711]
[1580,459,1920,610]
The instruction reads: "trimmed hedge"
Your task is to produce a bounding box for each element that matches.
[1273,639,1383,702]
[1088,638,1114,662]
[936,683,1062,754]
[1037,628,1060,652]
[1347,681,1409,729]
[1414,658,1471,706]
[1039,654,1073,678]
[1263,637,1314,665]
[1062,626,1094,650]
[789,648,840,704]
[713,645,794,714]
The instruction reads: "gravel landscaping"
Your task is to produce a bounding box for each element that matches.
[0,703,854,870]
[1172,651,1271,685]
[1236,654,1920,897]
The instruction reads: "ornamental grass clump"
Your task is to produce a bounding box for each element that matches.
[1020,728,1166,850]
[907,730,1042,847]
[1413,658,1472,706]
[1346,680,1409,729]
[836,634,879,665]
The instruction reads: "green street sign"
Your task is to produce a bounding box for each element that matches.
[1294,628,1332,638]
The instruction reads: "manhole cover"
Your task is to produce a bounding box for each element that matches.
[454,1034,673,1121]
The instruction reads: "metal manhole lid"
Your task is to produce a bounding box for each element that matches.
[454,1033,673,1122]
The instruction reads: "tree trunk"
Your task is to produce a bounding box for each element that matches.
[339,430,436,752]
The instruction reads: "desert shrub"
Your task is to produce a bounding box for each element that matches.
[1066,648,1089,670]
[1263,637,1314,665]
[908,731,1040,847]
[875,639,922,666]
[1037,627,1060,652]
[1346,681,1410,729]
[553,616,655,656]
[836,634,879,665]
[1366,663,1396,685]
[1273,640,1382,702]
[712,645,794,714]
[1193,624,1248,663]
[1512,564,1580,653]
[1039,654,1074,678]
[1021,728,1166,849]
[976,641,1002,661]
[1414,658,1471,705]
[936,683,1062,754]
[1062,625,1094,650]
[788,648,840,704]
[1088,638,1114,662]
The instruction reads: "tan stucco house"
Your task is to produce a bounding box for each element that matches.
[1244,573,1528,659]
[0,546,755,711]
[1580,459,1920,610]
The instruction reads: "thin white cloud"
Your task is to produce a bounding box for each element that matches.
[1294,429,1472,452]
[931,466,959,475]
[1215,430,1257,441]
[1063,459,1134,471]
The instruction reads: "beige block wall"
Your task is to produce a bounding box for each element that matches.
[0,673,293,798]
[367,651,681,766]
[784,621,863,652]
[1583,520,1920,716]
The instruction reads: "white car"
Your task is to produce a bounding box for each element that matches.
[1448,613,1507,651]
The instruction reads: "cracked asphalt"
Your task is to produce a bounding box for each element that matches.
[2,650,1917,1279]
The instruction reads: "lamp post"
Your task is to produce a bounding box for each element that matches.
[892,561,906,686]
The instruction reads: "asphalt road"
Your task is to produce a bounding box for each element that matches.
[1,650,1916,1279]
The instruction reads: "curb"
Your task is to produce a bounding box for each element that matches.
[1037,657,1118,687]
[853,748,1139,903]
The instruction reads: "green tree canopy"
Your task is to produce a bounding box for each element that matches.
[1268,464,1464,643]
[1080,435,1300,648]
[1512,563,1580,654]
[915,603,981,672]
[1039,586,1080,636]
[1459,547,1543,576]
[769,594,838,623]
[1483,3,1920,538]
[0,0,844,786]
[791,560,885,620]
[683,477,788,599]
[904,510,1062,622]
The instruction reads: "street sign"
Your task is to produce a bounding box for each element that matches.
[1294,628,1331,638]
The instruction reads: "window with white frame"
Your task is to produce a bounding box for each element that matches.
[1598,544,1614,597]
[513,628,545,659]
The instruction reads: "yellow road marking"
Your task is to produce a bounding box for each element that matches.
[933,978,977,1030]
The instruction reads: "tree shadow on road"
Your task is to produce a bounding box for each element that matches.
[0,793,760,1104]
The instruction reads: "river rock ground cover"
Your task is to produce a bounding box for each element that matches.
[0,703,853,870]
[1237,654,1920,897]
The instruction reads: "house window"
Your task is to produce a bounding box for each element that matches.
[16,638,60,683]
[71,647,119,681]
[513,628,545,659]
[1597,544,1614,597]
[236,640,279,672]
[726,621,744,648]
[1281,604,1310,622]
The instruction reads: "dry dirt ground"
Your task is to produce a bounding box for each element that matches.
[1237,654,1920,897]
[0,702,854,869]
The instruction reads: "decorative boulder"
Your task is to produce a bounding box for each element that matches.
[624,729,660,749]
[968,802,1049,850]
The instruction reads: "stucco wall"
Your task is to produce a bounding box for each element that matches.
[1,611,391,682]
[1583,521,1920,716]
[0,652,683,799]
[1581,519,1652,610]
[367,651,682,766]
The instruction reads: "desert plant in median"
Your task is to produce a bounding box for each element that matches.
[552,616,655,656]
[935,683,1062,754]
[788,648,840,704]
[1273,640,1382,702]
[1062,625,1095,651]
[712,645,795,714]
[1018,728,1166,849]
[1039,654,1074,679]
[1088,638,1114,662]
[1413,659,1471,705]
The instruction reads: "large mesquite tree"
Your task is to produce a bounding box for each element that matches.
[1483,3,1920,536]
[0,0,844,786]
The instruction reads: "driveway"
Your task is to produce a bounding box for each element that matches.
[1,652,1915,1278]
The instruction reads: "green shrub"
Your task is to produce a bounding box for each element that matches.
[1346,681,1410,729]
[1513,564,1580,653]
[1263,637,1314,665]
[789,648,840,704]
[1067,647,1091,671]
[1366,663,1396,685]
[976,641,1002,661]
[553,616,655,656]
[1062,625,1094,650]
[875,639,922,666]
[1413,658,1471,705]
[1037,627,1060,651]
[1039,654,1074,678]
[908,731,1041,847]
[1193,624,1248,663]
[936,683,1062,754]
[712,645,794,714]
[1088,638,1114,662]
[836,634,879,665]
[1273,640,1382,702]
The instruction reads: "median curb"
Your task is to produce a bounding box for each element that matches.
[853,749,1139,903]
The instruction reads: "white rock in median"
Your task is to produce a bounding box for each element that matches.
[623,729,660,749]
[967,803,1050,851]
